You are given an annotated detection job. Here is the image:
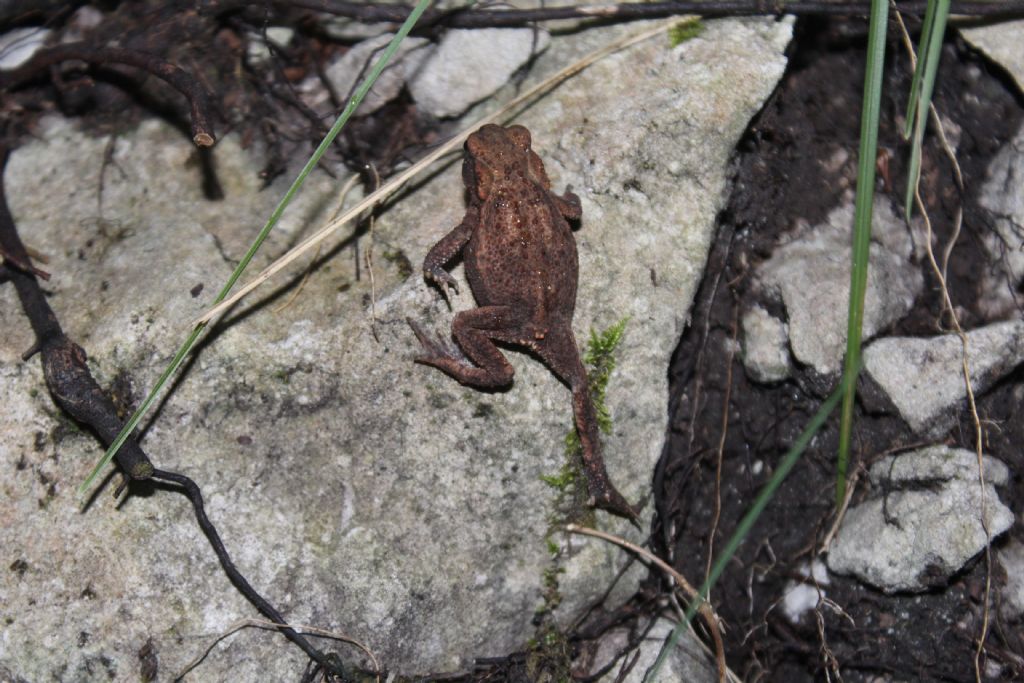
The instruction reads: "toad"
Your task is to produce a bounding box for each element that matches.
[408,124,637,520]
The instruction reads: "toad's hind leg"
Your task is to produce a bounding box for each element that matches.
[410,305,520,389]
[535,326,638,520]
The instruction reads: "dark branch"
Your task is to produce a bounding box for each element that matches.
[0,148,153,480]
[204,0,1024,26]
[149,469,350,680]
[0,42,217,147]
[0,149,348,678]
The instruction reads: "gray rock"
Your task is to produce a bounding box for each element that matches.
[827,446,1013,593]
[863,320,1024,438]
[246,27,296,66]
[322,33,432,116]
[408,28,551,118]
[741,304,791,383]
[961,21,1024,92]
[757,196,923,377]
[0,17,792,680]
[997,539,1024,621]
[0,27,51,70]
[593,619,717,683]
[977,123,1024,319]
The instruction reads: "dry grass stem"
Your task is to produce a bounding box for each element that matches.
[271,174,360,314]
[191,18,683,327]
[565,523,730,682]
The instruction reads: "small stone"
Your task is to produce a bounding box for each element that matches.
[0,28,51,70]
[741,304,791,383]
[781,560,830,623]
[827,446,1013,593]
[246,27,296,66]
[997,539,1024,621]
[592,618,717,682]
[409,28,551,118]
[323,33,431,116]
[976,123,1024,319]
[757,197,922,377]
[863,320,1024,438]
[961,21,1024,92]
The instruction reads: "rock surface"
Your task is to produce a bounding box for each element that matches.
[863,320,1024,438]
[827,446,1014,593]
[594,619,717,683]
[0,18,792,680]
[755,196,922,378]
[977,122,1024,319]
[961,20,1024,92]
[740,304,791,383]
[0,27,50,70]
[321,33,432,116]
[997,539,1024,622]
[409,27,551,118]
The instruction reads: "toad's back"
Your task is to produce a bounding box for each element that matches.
[464,179,578,323]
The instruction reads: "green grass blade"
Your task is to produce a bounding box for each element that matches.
[904,0,950,217]
[643,370,855,682]
[903,0,938,140]
[836,0,889,510]
[78,0,434,495]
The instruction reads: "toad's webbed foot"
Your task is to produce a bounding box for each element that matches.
[585,473,641,525]
[407,318,463,366]
[424,266,459,303]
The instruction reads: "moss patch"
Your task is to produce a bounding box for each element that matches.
[668,18,704,48]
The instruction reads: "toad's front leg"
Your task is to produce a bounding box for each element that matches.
[422,206,479,302]
[409,305,524,389]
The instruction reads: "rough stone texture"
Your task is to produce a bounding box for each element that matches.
[997,539,1024,622]
[0,18,792,681]
[408,28,551,118]
[321,33,432,116]
[756,196,923,377]
[961,21,1024,92]
[863,320,1024,438]
[594,619,717,683]
[976,122,1024,319]
[740,304,791,383]
[827,446,1014,593]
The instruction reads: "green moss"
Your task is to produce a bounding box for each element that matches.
[382,248,414,280]
[525,623,572,683]
[668,18,704,47]
[540,462,577,491]
[583,317,628,436]
[540,318,628,524]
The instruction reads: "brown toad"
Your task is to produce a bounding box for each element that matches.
[409,124,637,520]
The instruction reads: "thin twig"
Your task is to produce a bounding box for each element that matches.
[362,164,382,339]
[205,0,1024,25]
[192,19,680,326]
[0,42,216,146]
[149,469,347,679]
[705,304,738,588]
[175,617,380,682]
[0,148,352,680]
[892,12,993,681]
[271,174,361,314]
[566,524,728,683]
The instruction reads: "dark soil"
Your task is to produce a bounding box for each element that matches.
[653,16,1024,683]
